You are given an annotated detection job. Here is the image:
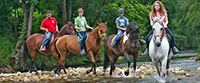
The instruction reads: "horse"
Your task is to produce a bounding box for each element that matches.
[55,22,107,75]
[22,22,75,75]
[103,22,141,76]
[149,16,173,77]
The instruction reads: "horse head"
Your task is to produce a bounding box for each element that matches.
[151,16,166,47]
[59,22,75,36]
[128,22,141,48]
[97,22,108,41]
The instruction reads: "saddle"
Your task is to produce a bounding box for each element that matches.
[110,34,124,46]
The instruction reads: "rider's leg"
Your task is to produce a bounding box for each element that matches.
[165,28,179,54]
[110,29,124,47]
[40,32,53,51]
[143,30,153,56]
[78,31,86,55]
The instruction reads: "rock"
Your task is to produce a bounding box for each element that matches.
[184,69,190,72]
[177,78,183,80]
[93,77,100,80]
[185,73,193,77]
[139,74,146,79]
[175,70,185,75]
[197,67,200,71]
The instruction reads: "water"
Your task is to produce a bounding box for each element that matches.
[44,50,200,83]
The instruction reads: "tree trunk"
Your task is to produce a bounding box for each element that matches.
[83,0,92,10]
[87,0,108,21]
[10,0,28,69]
[67,0,72,21]
[26,5,34,37]
[60,0,67,25]
[79,0,83,8]
[14,9,18,38]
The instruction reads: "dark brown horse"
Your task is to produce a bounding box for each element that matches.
[55,22,107,75]
[23,22,75,75]
[103,22,141,76]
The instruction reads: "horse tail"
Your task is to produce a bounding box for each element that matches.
[103,51,110,70]
[54,39,60,60]
[23,36,29,63]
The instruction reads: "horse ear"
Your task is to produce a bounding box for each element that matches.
[160,16,165,23]
[138,26,141,30]
[105,22,107,25]
[151,16,155,23]
[66,22,69,25]
[97,22,100,25]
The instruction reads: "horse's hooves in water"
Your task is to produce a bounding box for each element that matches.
[124,71,129,76]
[86,70,90,74]
[36,72,40,76]
[53,68,58,74]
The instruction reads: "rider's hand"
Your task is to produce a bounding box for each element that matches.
[45,29,49,33]
[82,28,86,31]
[164,24,167,28]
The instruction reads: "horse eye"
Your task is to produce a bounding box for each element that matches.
[100,30,102,33]
[160,28,163,30]
[152,28,155,31]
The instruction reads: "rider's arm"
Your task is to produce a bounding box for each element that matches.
[75,25,85,31]
[164,16,168,28]
[116,23,126,31]
[126,21,129,26]
[150,17,154,27]
[40,27,48,32]
[85,24,93,30]
[56,25,59,32]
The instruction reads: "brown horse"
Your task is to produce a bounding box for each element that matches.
[55,22,107,75]
[103,22,141,76]
[22,22,75,75]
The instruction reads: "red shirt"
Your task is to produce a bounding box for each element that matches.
[41,17,57,33]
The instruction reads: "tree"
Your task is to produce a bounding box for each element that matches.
[10,0,38,69]
[60,0,67,25]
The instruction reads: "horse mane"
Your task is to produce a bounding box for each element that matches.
[126,22,140,34]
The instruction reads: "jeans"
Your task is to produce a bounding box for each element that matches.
[112,29,124,43]
[145,28,176,48]
[41,32,53,47]
[78,31,86,50]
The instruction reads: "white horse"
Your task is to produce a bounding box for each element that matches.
[149,16,173,77]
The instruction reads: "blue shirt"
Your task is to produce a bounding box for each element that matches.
[115,16,129,29]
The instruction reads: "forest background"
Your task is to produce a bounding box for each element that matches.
[0,0,199,72]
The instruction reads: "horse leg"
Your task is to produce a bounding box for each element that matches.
[86,51,96,75]
[59,51,69,74]
[30,50,40,75]
[161,57,168,77]
[92,53,99,75]
[124,52,131,76]
[133,54,138,77]
[52,53,60,74]
[153,61,160,77]
[166,58,171,76]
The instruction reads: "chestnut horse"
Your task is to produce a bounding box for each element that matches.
[23,22,75,75]
[55,22,107,75]
[103,22,141,76]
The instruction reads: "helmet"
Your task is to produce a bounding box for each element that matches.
[118,8,124,13]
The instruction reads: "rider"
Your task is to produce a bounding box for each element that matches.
[74,8,93,55]
[110,8,129,47]
[40,11,58,51]
[143,1,179,55]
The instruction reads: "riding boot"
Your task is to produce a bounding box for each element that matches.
[142,48,149,56]
[40,46,46,51]
[39,46,44,51]
[172,46,179,54]
[139,39,146,45]
[110,41,116,47]
[80,49,86,55]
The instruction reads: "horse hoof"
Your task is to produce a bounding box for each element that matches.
[36,72,40,76]
[86,70,90,74]
[53,68,58,74]
[124,71,129,76]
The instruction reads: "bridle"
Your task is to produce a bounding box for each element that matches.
[66,26,75,35]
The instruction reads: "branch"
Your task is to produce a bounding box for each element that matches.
[86,0,108,20]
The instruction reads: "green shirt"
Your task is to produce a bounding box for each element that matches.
[74,16,87,32]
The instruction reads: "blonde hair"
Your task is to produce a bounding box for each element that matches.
[150,1,167,17]
[78,8,84,13]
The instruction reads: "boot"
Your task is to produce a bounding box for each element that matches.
[142,48,149,56]
[110,41,116,47]
[40,46,46,51]
[139,39,146,45]
[172,46,179,54]
[80,49,86,55]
